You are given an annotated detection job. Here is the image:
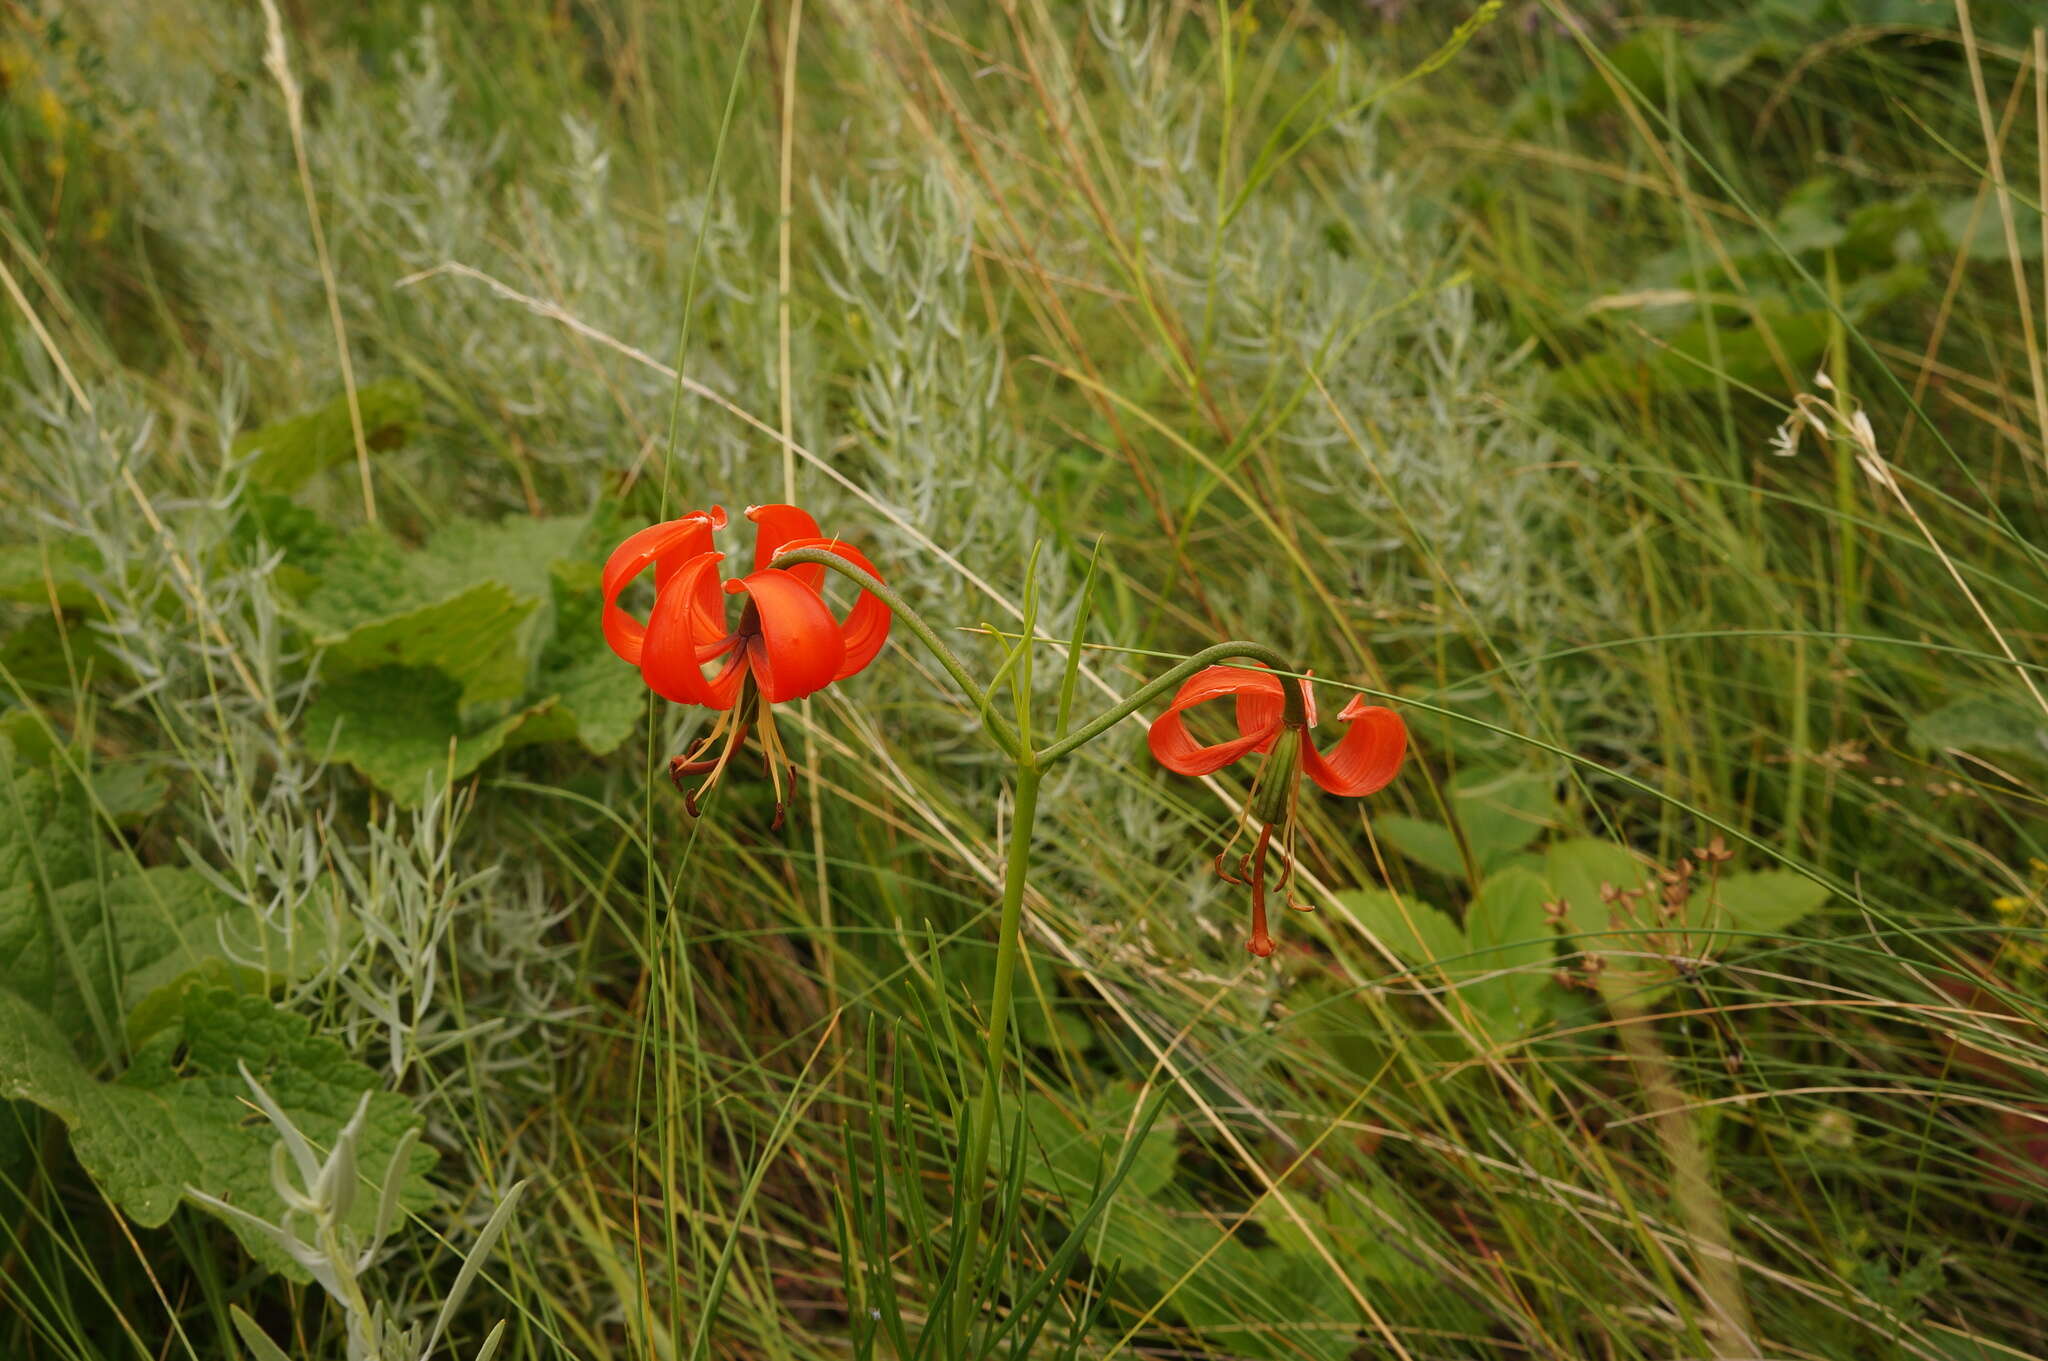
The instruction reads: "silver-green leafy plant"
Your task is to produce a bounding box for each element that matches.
[190,1064,525,1361]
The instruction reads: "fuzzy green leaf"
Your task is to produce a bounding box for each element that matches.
[304,665,552,804]
[319,581,538,710]
[232,379,421,493]
[1,760,324,1055]
[0,985,433,1278]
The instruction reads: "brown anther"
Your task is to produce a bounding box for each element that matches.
[1599,881,1623,904]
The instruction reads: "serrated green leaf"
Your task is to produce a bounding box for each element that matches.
[232,379,421,493]
[0,985,433,1278]
[414,515,583,608]
[295,515,587,712]
[320,582,538,710]
[1335,887,1464,968]
[304,665,551,804]
[1698,870,1828,937]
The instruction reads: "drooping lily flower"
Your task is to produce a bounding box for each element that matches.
[602,503,889,823]
[1149,664,1406,957]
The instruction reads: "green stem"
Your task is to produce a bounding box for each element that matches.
[771,547,1026,763]
[1037,640,1304,766]
[771,551,1307,1344]
[950,764,1043,1345]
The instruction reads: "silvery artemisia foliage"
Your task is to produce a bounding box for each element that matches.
[6,3,1609,1342]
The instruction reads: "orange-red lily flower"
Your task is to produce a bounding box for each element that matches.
[1149,664,1406,957]
[602,503,889,822]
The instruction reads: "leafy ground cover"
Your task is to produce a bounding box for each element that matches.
[3,0,2047,1356]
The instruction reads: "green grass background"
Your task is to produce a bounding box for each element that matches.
[4,0,2048,1356]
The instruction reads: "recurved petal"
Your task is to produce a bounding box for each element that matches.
[729,568,846,702]
[1146,665,1287,776]
[641,552,745,709]
[602,511,722,664]
[1301,698,1407,797]
[775,535,891,680]
[747,504,826,587]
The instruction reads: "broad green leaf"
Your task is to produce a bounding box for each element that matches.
[1371,815,1466,879]
[1335,887,1464,969]
[1937,197,2043,264]
[412,515,584,609]
[0,984,434,1278]
[0,709,56,763]
[295,515,587,712]
[231,491,345,596]
[1288,976,1391,1082]
[990,1083,1176,1198]
[1451,768,1555,869]
[304,665,553,804]
[1462,868,1556,1039]
[1910,697,2047,761]
[1550,307,1830,399]
[528,561,647,755]
[1,760,323,1055]
[0,540,104,613]
[232,378,421,493]
[1698,870,1828,937]
[319,581,538,710]
[1543,838,1670,1005]
[1542,838,1646,943]
[92,761,170,827]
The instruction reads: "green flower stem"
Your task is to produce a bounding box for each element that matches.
[771,550,1302,1341]
[770,547,1027,764]
[1036,640,1304,766]
[950,762,1041,1343]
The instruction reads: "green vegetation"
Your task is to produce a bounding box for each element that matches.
[3,0,2046,1356]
